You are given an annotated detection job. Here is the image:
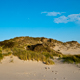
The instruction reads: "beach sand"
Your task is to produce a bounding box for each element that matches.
[0,55,80,80]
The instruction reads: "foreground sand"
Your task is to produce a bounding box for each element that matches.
[0,55,80,80]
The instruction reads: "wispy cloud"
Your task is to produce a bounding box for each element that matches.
[41,11,65,16]
[54,13,80,23]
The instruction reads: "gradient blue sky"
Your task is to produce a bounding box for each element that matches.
[0,0,80,43]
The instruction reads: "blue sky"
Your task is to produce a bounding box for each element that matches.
[0,0,80,43]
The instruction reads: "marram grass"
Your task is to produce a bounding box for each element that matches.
[12,48,55,65]
[62,55,80,64]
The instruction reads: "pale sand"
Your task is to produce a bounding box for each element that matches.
[53,46,80,55]
[0,55,80,80]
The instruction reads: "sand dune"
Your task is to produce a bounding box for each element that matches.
[0,55,80,80]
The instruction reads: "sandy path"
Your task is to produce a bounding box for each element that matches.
[0,56,80,80]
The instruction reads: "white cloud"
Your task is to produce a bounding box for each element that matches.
[54,13,80,23]
[41,11,65,16]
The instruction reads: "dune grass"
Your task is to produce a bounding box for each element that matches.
[0,54,3,61]
[62,55,80,64]
[12,47,54,65]
[0,52,12,62]
[0,47,12,61]
[3,52,12,56]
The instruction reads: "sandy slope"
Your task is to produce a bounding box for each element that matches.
[53,45,80,55]
[0,55,80,80]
